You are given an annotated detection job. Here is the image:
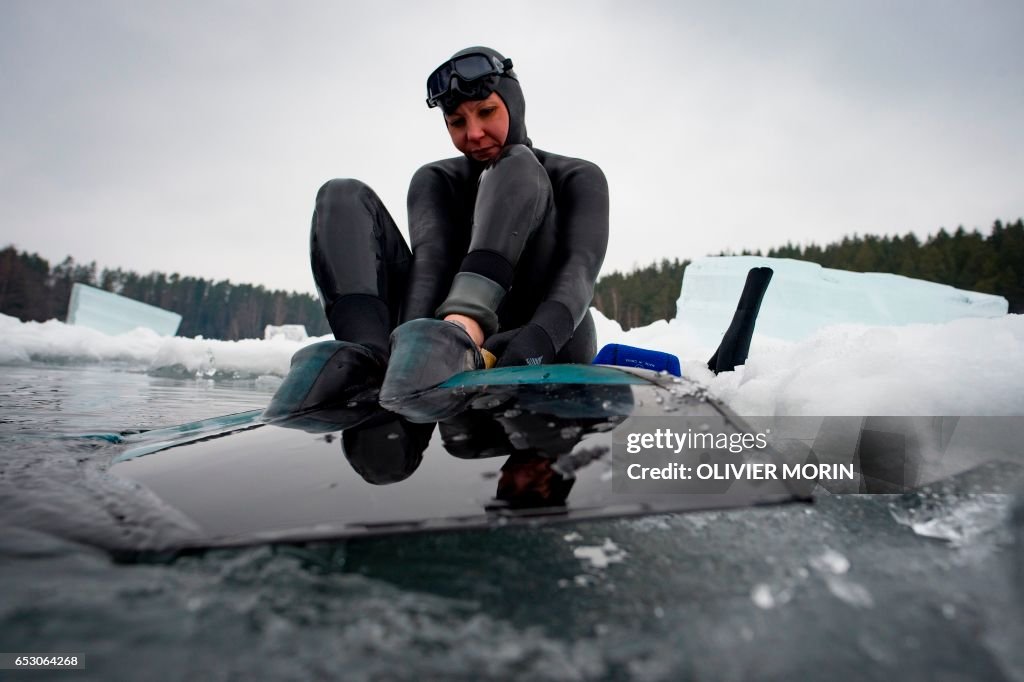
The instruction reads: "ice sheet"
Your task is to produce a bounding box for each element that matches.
[67,283,182,336]
[264,324,307,341]
[677,256,1007,346]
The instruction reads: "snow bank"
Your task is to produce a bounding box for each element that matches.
[704,316,1024,416]
[592,308,1024,415]
[2,252,1022,416]
[4,310,1021,415]
[147,334,313,379]
[0,314,167,366]
[0,313,319,379]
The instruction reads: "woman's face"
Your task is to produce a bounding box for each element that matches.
[444,92,509,163]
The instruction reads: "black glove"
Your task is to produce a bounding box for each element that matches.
[484,324,557,367]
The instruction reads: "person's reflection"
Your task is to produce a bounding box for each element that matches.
[439,383,634,508]
[494,452,575,507]
[269,381,634,504]
[265,388,436,485]
[440,408,579,508]
[340,409,435,485]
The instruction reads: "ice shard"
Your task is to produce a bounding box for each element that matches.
[66,283,181,336]
[677,256,1008,345]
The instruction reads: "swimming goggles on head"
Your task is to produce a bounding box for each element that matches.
[426,52,514,109]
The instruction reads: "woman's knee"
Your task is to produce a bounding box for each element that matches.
[486,144,545,180]
[315,178,375,212]
[476,145,552,223]
[312,178,394,246]
[498,143,536,162]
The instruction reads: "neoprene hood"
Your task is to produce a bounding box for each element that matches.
[438,46,531,149]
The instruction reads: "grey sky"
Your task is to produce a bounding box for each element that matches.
[2,0,1022,295]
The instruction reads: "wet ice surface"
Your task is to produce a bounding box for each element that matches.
[1,365,1023,681]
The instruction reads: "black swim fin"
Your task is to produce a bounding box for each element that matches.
[707,267,773,374]
[262,340,385,432]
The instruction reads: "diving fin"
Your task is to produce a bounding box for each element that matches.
[707,267,773,374]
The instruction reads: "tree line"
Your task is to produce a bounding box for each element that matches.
[594,219,1023,329]
[1,218,1021,338]
[0,247,330,339]
[593,258,690,330]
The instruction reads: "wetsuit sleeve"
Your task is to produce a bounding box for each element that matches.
[532,160,609,352]
[402,161,469,323]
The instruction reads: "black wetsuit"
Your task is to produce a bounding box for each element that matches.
[309,61,609,366]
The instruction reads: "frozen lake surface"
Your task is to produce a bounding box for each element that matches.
[1,362,1022,681]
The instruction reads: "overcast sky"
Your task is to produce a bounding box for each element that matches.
[2,0,1022,295]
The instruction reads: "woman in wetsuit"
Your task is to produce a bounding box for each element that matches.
[307,46,609,400]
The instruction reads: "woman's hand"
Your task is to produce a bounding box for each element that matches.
[482,324,556,367]
[443,314,485,347]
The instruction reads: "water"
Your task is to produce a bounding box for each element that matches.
[1,363,1023,681]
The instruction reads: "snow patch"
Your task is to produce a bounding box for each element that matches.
[572,539,627,569]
